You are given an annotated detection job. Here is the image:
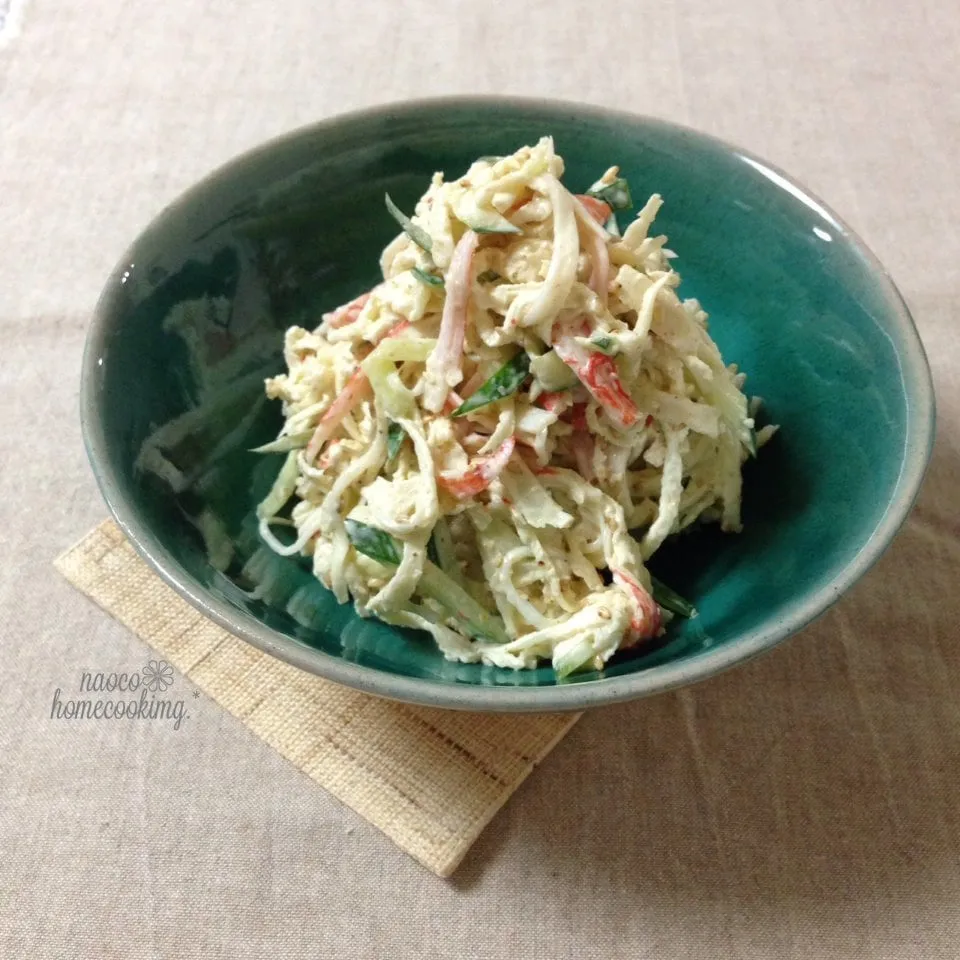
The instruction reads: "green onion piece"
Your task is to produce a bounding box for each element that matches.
[345,519,402,566]
[418,563,509,644]
[470,224,521,235]
[604,212,621,239]
[451,352,531,417]
[476,269,501,284]
[384,193,432,251]
[553,645,599,680]
[428,516,462,582]
[650,574,696,618]
[386,421,406,462]
[250,432,311,454]
[586,176,633,212]
[590,335,618,356]
[411,267,444,288]
[477,155,502,163]
[345,519,508,643]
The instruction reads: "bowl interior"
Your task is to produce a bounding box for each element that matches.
[84,100,930,704]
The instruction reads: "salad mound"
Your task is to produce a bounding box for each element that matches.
[256,138,774,676]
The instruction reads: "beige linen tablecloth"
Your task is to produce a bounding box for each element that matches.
[2,1,959,956]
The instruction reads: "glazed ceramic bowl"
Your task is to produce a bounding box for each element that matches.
[81,98,935,711]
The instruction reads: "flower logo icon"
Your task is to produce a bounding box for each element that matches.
[142,659,175,692]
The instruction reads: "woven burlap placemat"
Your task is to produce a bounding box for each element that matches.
[54,520,580,877]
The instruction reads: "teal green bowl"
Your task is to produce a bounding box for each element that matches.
[81,98,935,711]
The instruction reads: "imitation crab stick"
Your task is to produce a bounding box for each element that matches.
[438,436,516,499]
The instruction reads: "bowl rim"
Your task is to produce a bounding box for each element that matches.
[80,95,937,712]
